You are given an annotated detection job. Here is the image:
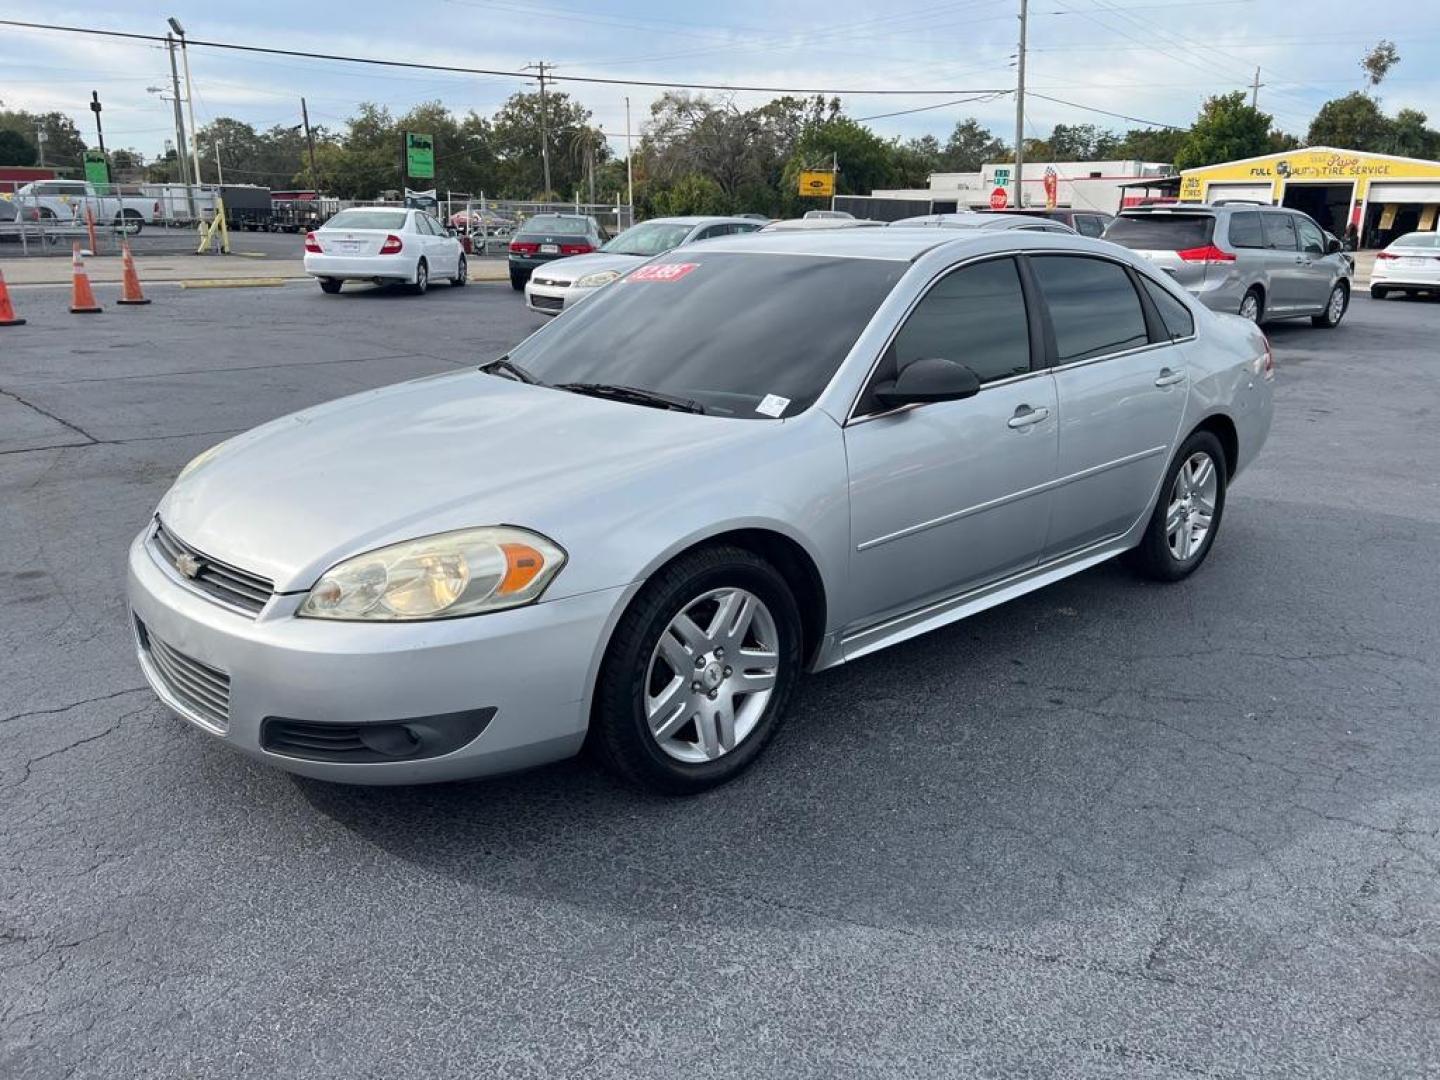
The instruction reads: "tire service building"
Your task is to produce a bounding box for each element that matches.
[1178,146,1440,248]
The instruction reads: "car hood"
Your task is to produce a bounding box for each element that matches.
[158,370,758,593]
[533,251,645,283]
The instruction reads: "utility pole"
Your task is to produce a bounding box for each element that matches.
[214,141,224,185]
[1250,66,1263,109]
[89,91,108,186]
[301,97,319,191]
[624,96,634,221]
[1013,0,1028,210]
[35,127,47,168]
[523,61,553,201]
[169,18,204,194]
[166,34,195,219]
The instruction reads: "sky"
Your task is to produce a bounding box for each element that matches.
[3,0,1440,165]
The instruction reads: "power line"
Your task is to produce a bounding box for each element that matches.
[1026,92,1186,130]
[857,93,1008,122]
[0,19,1010,97]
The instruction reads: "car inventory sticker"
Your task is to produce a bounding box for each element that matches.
[755,394,791,418]
[626,262,699,283]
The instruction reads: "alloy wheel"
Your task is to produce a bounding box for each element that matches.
[1239,293,1260,322]
[645,587,779,763]
[1165,451,1218,561]
[1327,285,1345,324]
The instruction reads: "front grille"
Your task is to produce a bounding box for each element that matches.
[151,519,275,616]
[530,294,564,312]
[137,620,231,732]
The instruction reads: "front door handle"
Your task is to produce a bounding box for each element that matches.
[1008,404,1050,429]
[1154,367,1185,388]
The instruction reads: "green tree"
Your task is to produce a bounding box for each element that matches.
[1306,91,1392,152]
[1387,108,1440,160]
[0,128,35,166]
[648,173,728,216]
[1115,126,1188,163]
[1361,40,1400,87]
[491,90,595,198]
[940,118,1007,171]
[0,110,86,172]
[1174,92,1275,170]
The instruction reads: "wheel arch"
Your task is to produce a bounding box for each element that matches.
[1191,412,1239,479]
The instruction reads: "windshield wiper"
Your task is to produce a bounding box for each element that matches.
[480,356,543,385]
[555,382,705,415]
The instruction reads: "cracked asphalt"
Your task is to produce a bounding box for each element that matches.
[2,279,1438,1078]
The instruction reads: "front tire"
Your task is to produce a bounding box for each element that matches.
[115,210,143,236]
[1312,282,1348,328]
[410,258,428,295]
[450,254,468,287]
[1126,431,1227,583]
[590,545,802,795]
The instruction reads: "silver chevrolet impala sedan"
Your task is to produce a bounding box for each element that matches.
[128,229,1274,794]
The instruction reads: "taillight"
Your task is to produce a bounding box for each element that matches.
[1375,251,1397,260]
[509,240,538,255]
[1253,335,1275,380]
[559,243,592,255]
[303,231,322,253]
[1176,244,1236,263]
[379,234,403,254]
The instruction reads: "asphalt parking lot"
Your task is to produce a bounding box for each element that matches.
[2,278,1438,1078]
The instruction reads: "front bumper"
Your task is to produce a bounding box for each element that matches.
[524,276,598,316]
[304,252,416,282]
[126,527,632,784]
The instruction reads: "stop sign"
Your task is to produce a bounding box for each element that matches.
[990,186,1008,210]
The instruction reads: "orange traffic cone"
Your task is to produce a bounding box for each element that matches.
[69,242,102,314]
[117,242,151,305]
[84,204,101,256]
[0,270,25,326]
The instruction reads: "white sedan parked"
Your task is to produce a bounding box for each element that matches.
[1370,230,1440,299]
[304,208,467,294]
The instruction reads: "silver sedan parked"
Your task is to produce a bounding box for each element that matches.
[128,229,1274,794]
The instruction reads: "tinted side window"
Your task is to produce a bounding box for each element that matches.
[1140,276,1195,340]
[1031,255,1149,363]
[1228,212,1264,248]
[888,258,1032,387]
[1295,217,1325,255]
[1262,213,1298,251]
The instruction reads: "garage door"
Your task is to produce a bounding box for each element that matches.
[1369,182,1440,203]
[1206,182,1273,203]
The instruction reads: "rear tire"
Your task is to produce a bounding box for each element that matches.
[319,277,342,294]
[116,210,144,236]
[1126,430,1227,583]
[509,267,526,291]
[410,259,428,295]
[1238,288,1263,324]
[1370,285,1388,300]
[589,545,802,795]
[1311,282,1348,328]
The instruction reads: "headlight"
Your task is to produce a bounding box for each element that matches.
[299,527,566,621]
[575,270,621,288]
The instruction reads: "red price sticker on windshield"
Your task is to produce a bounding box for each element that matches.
[627,262,699,283]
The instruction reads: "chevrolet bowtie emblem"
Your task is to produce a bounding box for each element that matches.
[175,552,203,579]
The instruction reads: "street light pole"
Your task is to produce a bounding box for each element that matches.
[169,18,205,193]
[214,140,224,185]
[161,39,195,219]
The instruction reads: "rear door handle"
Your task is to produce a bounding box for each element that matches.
[1154,368,1185,388]
[1008,404,1050,429]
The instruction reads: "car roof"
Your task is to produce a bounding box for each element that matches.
[890,212,1075,232]
[682,226,1003,262]
[1120,203,1290,215]
[643,216,762,226]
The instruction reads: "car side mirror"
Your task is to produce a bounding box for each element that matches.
[873,357,982,409]
[1325,236,1342,255]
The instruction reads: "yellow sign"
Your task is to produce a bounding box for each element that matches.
[1178,147,1440,204]
[798,170,835,198]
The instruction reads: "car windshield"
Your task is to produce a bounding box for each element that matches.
[518,216,590,237]
[504,253,907,419]
[1105,214,1216,250]
[602,221,693,256]
[1392,232,1440,249]
[324,210,408,231]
